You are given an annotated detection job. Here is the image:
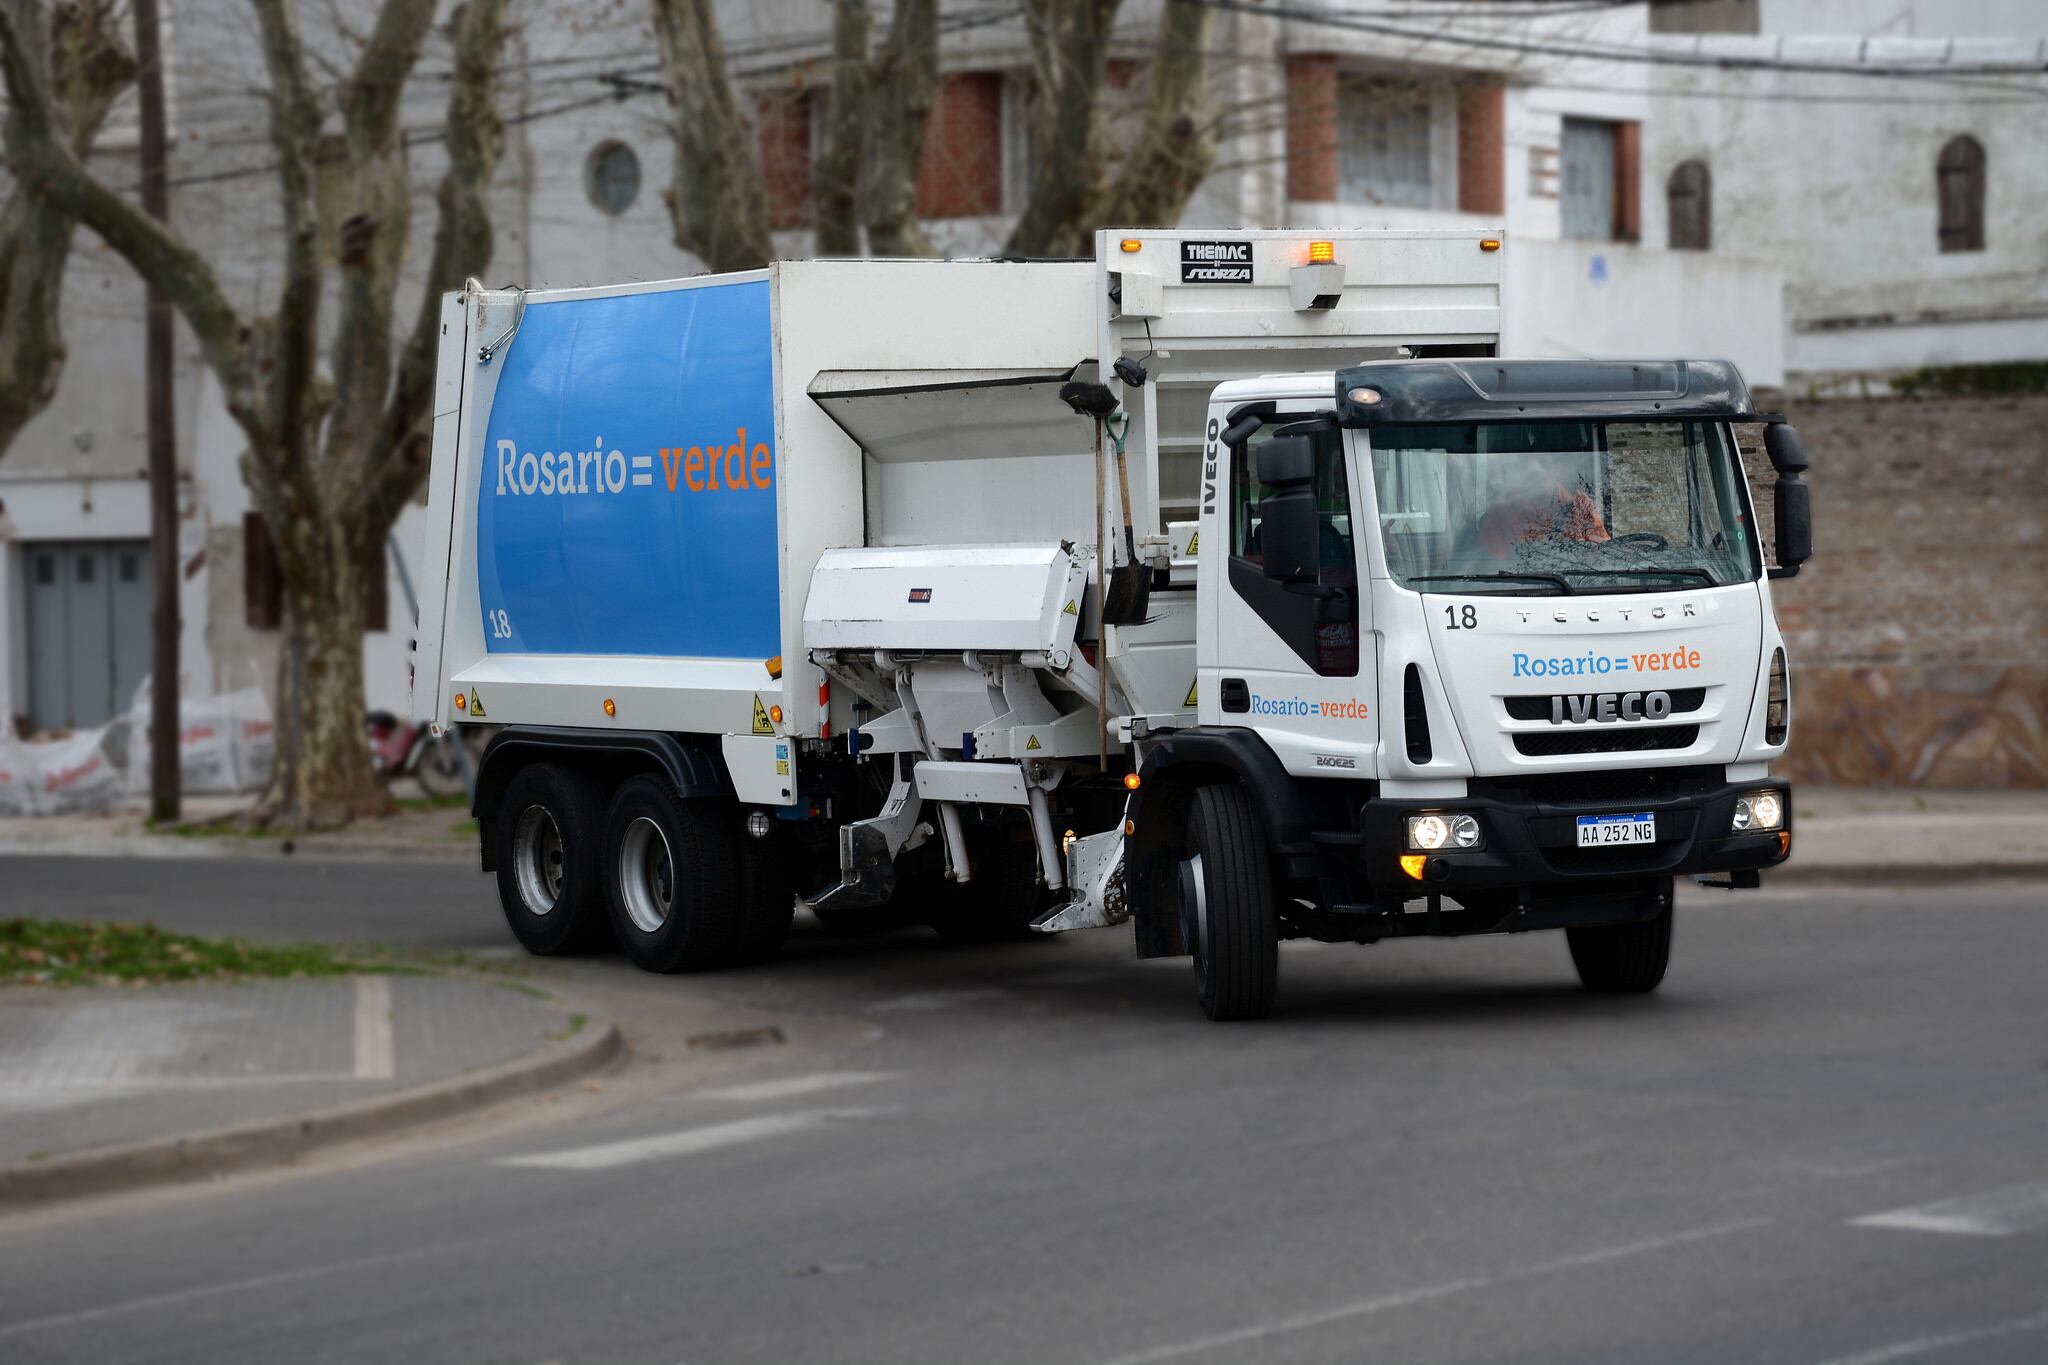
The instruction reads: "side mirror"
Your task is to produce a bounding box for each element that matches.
[1256,435,1318,585]
[1762,422,1812,579]
[1763,422,1809,475]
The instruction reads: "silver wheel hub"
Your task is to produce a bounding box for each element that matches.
[619,816,675,934]
[512,805,566,915]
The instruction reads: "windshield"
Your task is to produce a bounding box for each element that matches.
[1368,419,1760,595]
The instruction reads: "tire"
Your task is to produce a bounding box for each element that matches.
[493,763,609,955]
[1183,784,1279,1021]
[928,820,1046,943]
[1567,904,1674,994]
[727,816,798,965]
[602,774,739,973]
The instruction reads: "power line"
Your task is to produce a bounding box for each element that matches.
[1187,0,2048,95]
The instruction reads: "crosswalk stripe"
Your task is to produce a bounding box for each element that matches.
[1852,1177,2048,1237]
[694,1071,902,1103]
[498,1106,897,1172]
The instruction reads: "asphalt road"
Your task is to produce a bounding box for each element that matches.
[4,855,2048,1364]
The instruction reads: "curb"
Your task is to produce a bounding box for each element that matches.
[1764,860,2048,887]
[0,1002,624,1214]
[0,835,475,863]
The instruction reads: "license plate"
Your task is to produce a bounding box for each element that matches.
[1576,813,1656,847]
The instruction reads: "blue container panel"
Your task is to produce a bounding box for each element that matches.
[475,280,780,659]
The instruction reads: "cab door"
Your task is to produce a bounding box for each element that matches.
[1195,410,1378,776]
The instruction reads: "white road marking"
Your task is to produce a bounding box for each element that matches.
[498,1106,898,1172]
[1811,1307,2048,1365]
[1852,1178,2048,1237]
[867,989,1004,1013]
[352,975,394,1081]
[1093,1218,1771,1365]
[693,1071,901,1103]
[0,1234,505,1342]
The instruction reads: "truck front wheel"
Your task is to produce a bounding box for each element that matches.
[494,763,610,955]
[1567,904,1673,993]
[602,775,739,973]
[1183,784,1279,1021]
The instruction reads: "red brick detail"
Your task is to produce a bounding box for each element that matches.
[1455,83,1506,217]
[758,87,812,231]
[916,72,1004,220]
[1285,54,1339,204]
[1613,119,1641,242]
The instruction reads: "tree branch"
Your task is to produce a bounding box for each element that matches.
[650,0,772,272]
[360,0,509,534]
[811,0,868,256]
[1095,0,1215,232]
[0,0,136,456]
[1004,0,1120,257]
[858,0,935,257]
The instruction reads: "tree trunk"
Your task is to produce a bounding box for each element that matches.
[1004,0,1120,258]
[859,0,936,258]
[1094,0,1216,235]
[652,0,773,272]
[812,0,869,256]
[261,523,389,829]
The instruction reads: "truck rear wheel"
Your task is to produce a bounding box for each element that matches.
[1567,904,1673,993]
[494,763,609,955]
[602,775,739,973]
[1183,784,1279,1021]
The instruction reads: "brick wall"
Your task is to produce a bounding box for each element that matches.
[758,88,812,231]
[1286,54,1339,204]
[916,72,1003,220]
[1740,395,2048,787]
[1455,83,1505,216]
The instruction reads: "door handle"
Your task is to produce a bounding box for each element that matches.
[1220,678,1249,713]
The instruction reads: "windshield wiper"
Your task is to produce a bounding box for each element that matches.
[1579,566,1719,586]
[1407,571,1575,595]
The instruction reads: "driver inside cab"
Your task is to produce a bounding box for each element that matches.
[1476,451,1610,557]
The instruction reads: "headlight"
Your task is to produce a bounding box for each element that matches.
[1406,812,1483,851]
[1732,790,1785,832]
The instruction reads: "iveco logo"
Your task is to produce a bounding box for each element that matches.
[1551,691,1673,724]
[1518,602,1698,624]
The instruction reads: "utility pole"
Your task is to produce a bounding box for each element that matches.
[136,0,178,823]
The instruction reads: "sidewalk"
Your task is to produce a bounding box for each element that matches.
[1,786,2043,881]
[0,972,617,1210]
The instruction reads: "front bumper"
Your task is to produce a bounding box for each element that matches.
[1360,772,1792,897]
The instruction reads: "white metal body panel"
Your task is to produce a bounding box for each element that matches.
[803,544,1085,655]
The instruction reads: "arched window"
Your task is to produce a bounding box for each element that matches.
[1666,158,1711,250]
[1937,135,1985,253]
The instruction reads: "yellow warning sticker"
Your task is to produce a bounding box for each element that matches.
[1184,531,1199,556]
[775,759,789,776]
[1025,735,1043,752]
[1062,599,1078,616]
[751,696,773,735]
[1183,679,1198,708]
[467,688,486,718]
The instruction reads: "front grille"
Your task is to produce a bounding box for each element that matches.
[1503,687,1706,721]
[1477,766,1714,805]
[1512,725,1699,757]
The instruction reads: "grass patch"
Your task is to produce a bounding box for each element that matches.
[145,815,284,841]
[549,1012,588,1042]
[1891,360,2048,398]
[395,794,470,813]
[0,919,378,987]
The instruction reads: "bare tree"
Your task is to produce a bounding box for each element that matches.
[0,0,510,829]
[1005,0,1218,257]
[0,0,134,457]
[655,0,941,264]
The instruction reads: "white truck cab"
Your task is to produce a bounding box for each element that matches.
[414,229,1812,1020]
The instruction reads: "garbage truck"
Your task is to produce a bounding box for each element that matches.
[411,228,1812,1020]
